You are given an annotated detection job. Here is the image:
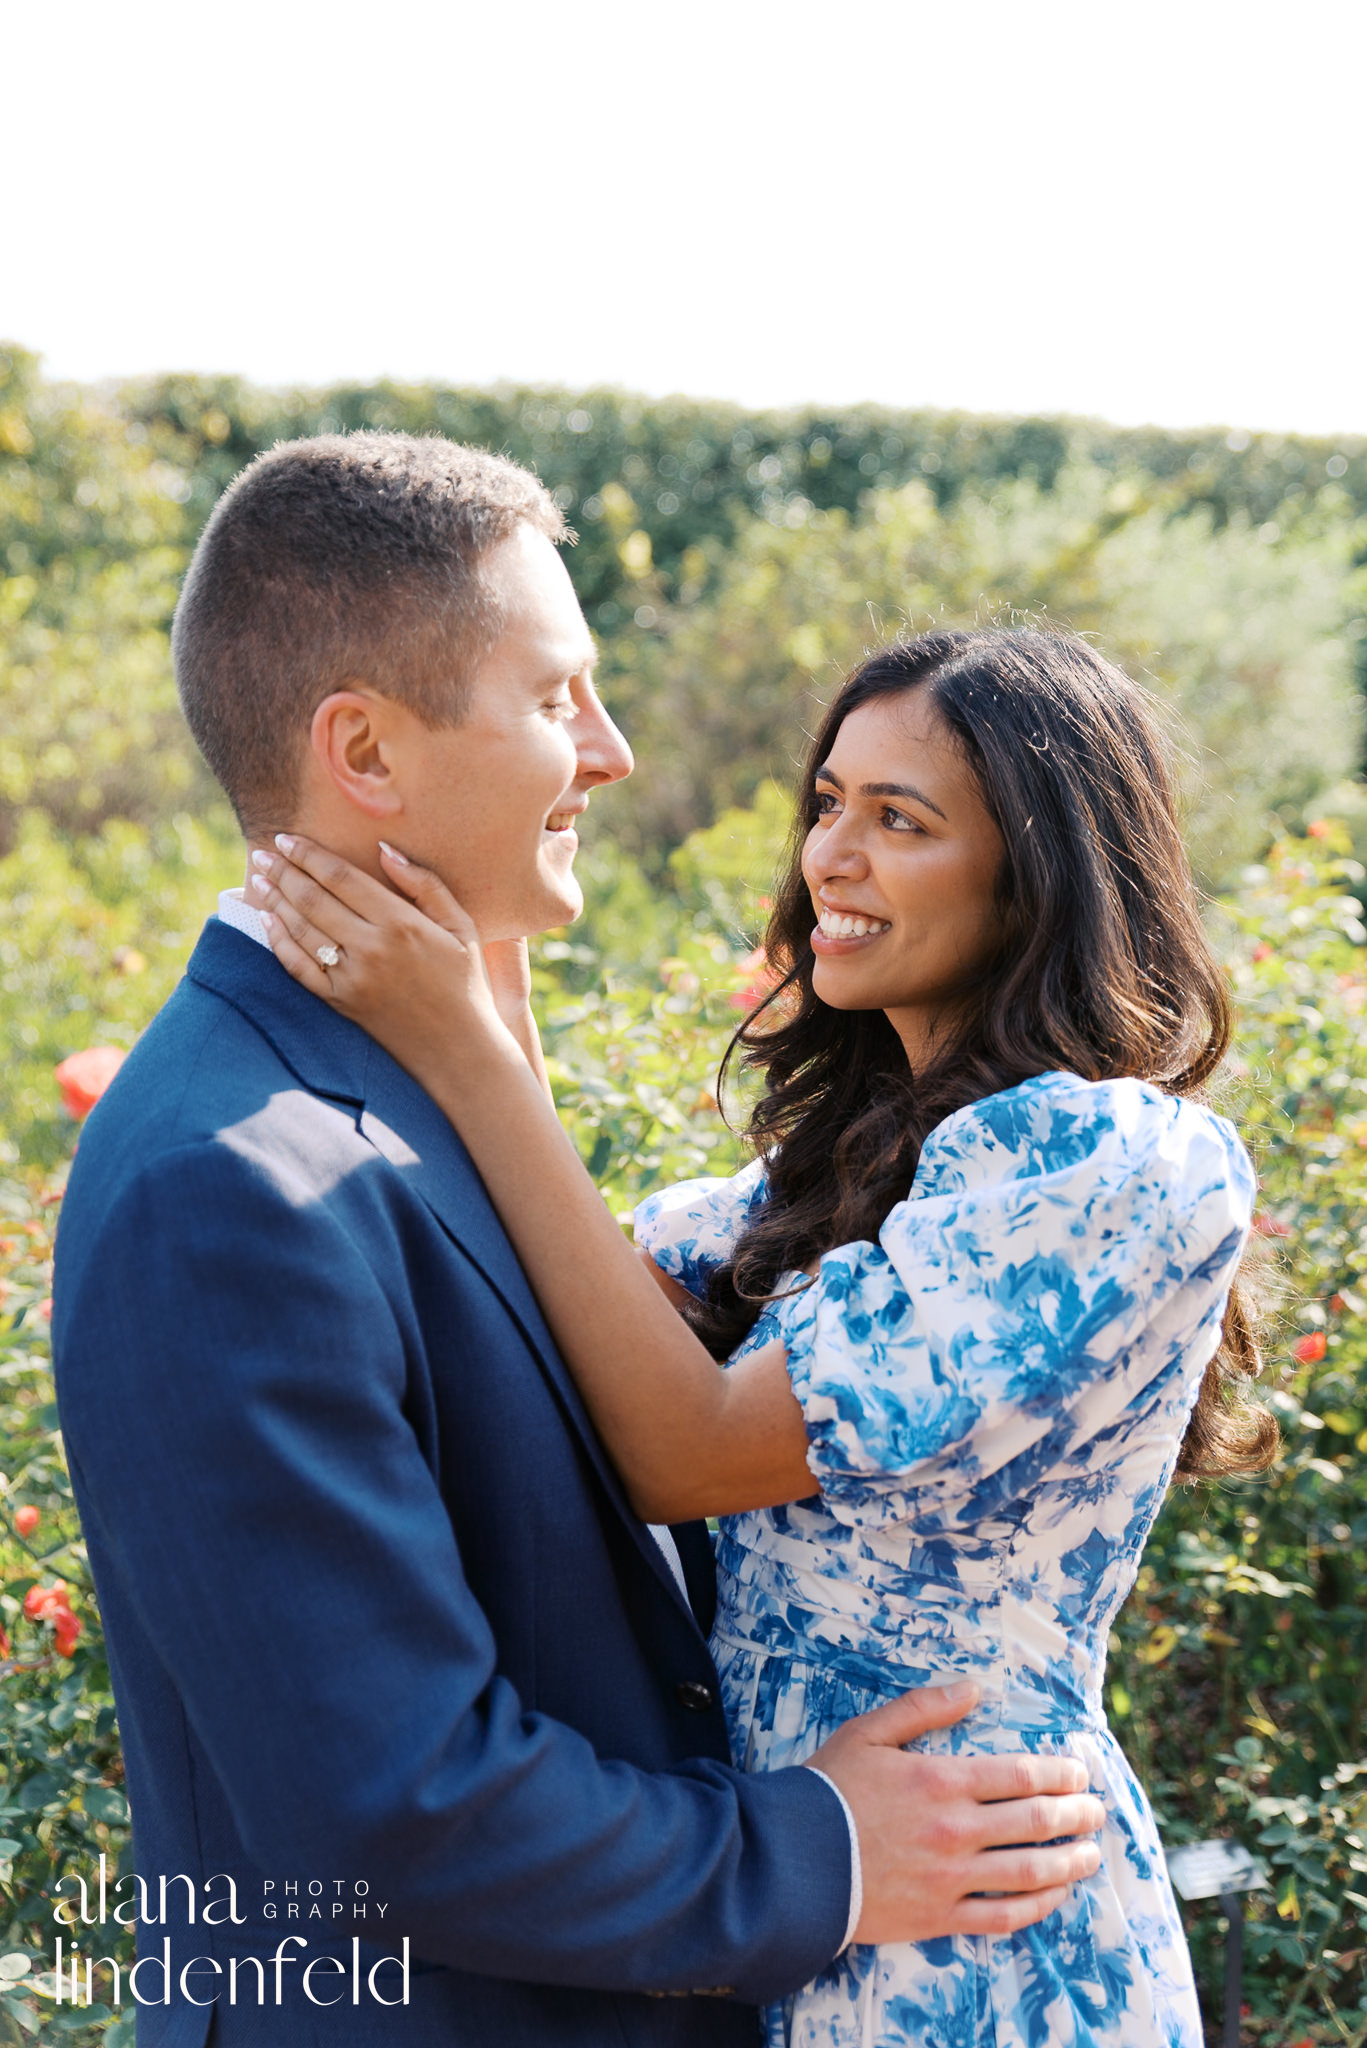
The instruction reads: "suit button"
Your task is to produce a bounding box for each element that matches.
[676,1680,715,1712]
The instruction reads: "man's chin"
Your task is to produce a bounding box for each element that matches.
[545,882,584,930]
[482,884,583,944]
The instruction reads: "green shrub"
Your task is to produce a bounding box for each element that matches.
[0,807,241,1174]
[0,1177,132,2047]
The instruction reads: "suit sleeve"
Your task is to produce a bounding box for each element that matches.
[54,1140,849,2002]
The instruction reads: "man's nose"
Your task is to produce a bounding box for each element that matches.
[576,697,634,788]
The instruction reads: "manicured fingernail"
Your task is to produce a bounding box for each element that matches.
[378,840,409,866]
[275,833,296,855]
[250,848,272,870]
[259,909,276,931]
[249,872,270,896]
[941,1680,979,1707]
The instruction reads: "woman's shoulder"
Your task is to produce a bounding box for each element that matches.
[918,1070,1251,1194]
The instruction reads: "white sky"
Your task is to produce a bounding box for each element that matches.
[6,0,1364,437]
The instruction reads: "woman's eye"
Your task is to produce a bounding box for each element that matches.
[814,790,839,816]
[882,807,920,832]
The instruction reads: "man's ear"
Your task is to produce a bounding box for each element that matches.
[309,690,405,820]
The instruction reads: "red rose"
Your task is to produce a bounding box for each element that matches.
[14,1506,39,1538]
[1293,1331,1327,1364]
[26,1577,80,1654]
[54,1047,126,1120]
[1251,942,1273,963]
[24,1580,72,1624]
[730,945,783,1012]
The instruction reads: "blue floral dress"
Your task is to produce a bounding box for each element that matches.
[635,1071,1254,2048]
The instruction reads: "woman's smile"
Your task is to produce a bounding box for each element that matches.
[812,903,893,950]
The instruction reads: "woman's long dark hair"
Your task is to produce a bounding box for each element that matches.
[688,627,1277,1480]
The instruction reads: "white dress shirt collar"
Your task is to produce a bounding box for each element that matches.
[218,886,271,950]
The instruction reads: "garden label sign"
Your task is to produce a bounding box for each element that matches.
[1166,1840,1267,1903]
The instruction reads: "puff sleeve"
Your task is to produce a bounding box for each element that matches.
[775,1073,1254,1525]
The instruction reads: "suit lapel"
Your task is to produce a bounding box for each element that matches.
[356,1056,704,1625]
[186,921,703,1625]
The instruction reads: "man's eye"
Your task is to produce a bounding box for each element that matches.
[544,698,575,719]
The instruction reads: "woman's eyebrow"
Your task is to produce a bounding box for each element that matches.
[815,764,947,821]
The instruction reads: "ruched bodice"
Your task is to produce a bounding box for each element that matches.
[637,1072,1254,2048]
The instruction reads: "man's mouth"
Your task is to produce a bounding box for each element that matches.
[545,807,583,834]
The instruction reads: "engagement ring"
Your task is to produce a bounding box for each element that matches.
[316,943,342,968]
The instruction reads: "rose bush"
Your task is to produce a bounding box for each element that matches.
[0,1171,133,2047]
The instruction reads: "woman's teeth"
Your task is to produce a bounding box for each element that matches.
[818,910,890,939]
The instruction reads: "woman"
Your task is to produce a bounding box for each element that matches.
[254,627,1276,2047]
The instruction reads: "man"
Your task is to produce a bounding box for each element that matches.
[53,433,1102,2046]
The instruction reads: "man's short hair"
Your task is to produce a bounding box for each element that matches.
[172,431,566,836]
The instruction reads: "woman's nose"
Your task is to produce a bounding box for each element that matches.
[805,818,869,885]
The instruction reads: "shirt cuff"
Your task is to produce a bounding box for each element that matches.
[803,1766,862,1952]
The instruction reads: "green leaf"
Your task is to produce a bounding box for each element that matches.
[80,1786,128,1825]
[14,1774,62,1812]
[0,1989,42,2033]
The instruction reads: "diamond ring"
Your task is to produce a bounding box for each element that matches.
[315,943,342,969]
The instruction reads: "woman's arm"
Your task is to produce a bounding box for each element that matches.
[638,1244,696,1312]
[252,837,815,1522]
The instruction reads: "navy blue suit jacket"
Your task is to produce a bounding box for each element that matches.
[52,922,849,2046]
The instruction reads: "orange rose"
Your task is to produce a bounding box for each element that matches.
[54,1046,126,1119]
[1293,1331,1327,1364]
[14,1506,39,1538]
